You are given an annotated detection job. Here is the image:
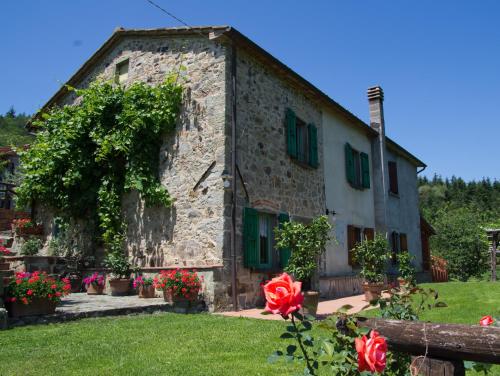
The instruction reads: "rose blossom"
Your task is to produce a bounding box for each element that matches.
[263,273,303,318]
[355,330,387,373]
[479,315,494,326]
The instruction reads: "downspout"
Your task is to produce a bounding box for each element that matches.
[230,44,238,311]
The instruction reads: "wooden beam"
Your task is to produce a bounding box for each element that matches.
[357,318,500,364]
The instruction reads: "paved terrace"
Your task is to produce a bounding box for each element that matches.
[7,293,373,327]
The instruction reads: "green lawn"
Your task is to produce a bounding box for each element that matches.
[1,281,498,376]
[0,313,301,376]
[360,281,500,376]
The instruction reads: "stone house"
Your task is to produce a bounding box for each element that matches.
[33,26,428,311]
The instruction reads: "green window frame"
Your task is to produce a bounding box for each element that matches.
[243,208,280,270]
[345,142,370,189]
[285,108,319,168]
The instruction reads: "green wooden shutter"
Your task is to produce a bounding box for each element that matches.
[243,207,259,268]
[278,213,291,268]
[308,123,318,168]
[345,143,355,185]
[360,152,370,188]
[286,108,297,159]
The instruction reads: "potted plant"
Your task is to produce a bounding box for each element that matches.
[104,253,132,296]
[20,237,42,256]
[353,233,389,301]
[4,271,71,317]
[12,218,43,236]
[83,272,105,295]
[133,276,155,298]
[154,269,202,307]
[274,215,332,316]
[396,251,416,287]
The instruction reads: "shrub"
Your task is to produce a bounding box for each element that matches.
[396,252,416,284]
[5,271,71,304]
[274,215,331,288]
[353,233,389,283]
[21,237,42,256]
[103,252,132,280]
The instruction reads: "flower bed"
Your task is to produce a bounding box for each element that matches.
[4,271,71,317]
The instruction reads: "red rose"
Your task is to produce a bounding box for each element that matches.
[263,273,303,318]
[480,315,494,326]
[355,330,387,373]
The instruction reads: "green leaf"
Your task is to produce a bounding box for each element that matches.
[280,332,295,339]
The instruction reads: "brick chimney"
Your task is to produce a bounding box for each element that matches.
[368,86,388,232]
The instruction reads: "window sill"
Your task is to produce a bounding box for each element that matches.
[290,156,317,170]
[388,191,400,198]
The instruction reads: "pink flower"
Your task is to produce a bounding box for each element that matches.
[480,315,494,326]
[355,330,387,374]
[26,289,34,296]
[263,273,303,318]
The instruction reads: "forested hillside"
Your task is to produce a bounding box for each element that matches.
[418,175,500,280]
[0,107,33,147]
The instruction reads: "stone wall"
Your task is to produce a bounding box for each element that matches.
[226,47,326,308]
[37,34,231,309]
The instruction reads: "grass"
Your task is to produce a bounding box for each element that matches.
[1,281,498,375]
[361,281,500,375]
[0,313,303,376]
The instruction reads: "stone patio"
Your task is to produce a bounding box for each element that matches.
[220,294,375,321]
[8,293,205,328]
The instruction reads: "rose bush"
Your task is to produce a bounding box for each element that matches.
[5,271,71,304]
[264,273,303,318]
[355,330,387,373]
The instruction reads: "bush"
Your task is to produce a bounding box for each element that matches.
[396,252,416,284]
[353,233,389,283]
[21,237,42,256]
[274,216,331,288]
[103,253,132,280]
[430,206,489,281]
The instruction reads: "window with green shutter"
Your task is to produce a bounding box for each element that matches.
[308,124,318,168]
[345,143,355,185]
[286,108,297,159]
[243,208,277,270]
[243,207,259,268]
[278,213,291,268]
[345,143,370,190]
[360,152,370,188]
[285,109,318,169]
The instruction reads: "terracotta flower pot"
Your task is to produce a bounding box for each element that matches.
[70,277,83,293]
[162,290,173,303]
[6,297,57,318]
[139,285,156,298]
[302,290,320,316]
[109,278,130,296]
[16,225,43,236]
[362,282,384,302]
[86,283,104,295]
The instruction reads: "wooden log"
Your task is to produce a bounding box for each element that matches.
[357,318,500,364]
[411,357,465,376]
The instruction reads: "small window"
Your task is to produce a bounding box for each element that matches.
[347,225,374,266]
[296,118,309,164]
[285,109,318,168]
[243,208,279,270]
[391,231,400,263]
[388,161,399,195]
[345,143,370,189]
[115,59,129,84]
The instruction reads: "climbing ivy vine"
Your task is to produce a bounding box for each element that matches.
[17,78,183,253]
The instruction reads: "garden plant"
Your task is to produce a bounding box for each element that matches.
[154,269,202,302]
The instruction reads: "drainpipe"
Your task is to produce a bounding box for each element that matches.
[230,44,238,311]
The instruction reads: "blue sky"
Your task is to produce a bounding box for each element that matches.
[1,1,498,181]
